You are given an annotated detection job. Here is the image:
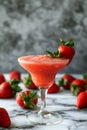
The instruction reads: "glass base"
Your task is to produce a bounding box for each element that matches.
[28,111,62,125]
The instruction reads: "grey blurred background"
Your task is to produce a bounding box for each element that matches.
[0,0,87,74]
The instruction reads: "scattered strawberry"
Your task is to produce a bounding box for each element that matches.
[70,79,87,96]
[10,70,21,81]
[0,80,21,98]
[0,73,6,84]
[47,82,60,93]
[59,74,75,89]
[16,90,38,109]
[0,107,11,128]
[76,92,87,109]
[58,39,75,62]
[23,74,38,90]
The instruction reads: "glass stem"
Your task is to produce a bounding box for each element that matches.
[38,88,47,115]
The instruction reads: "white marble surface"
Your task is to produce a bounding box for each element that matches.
[0,74,87,130]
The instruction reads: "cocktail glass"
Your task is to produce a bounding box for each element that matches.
[18,55,69,125]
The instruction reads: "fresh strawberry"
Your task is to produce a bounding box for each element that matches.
[16,90,38,109]
[0,80,21,98]
[58,39,75,62]
[0,73,6,84]
[0,82,13,98]
[23,74,38,90]
[10,70,21,80]
[47,82,60,93]
[70,79,87,96]
[0,107,11,128]
[76,92,87,109]
[46,39,75,63]
[59,74,75,89]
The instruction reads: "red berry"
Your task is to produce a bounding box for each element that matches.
[23,74,38,90]
[77,92,87,109]
[10,70,21,80]
[0,73,6,84]
[0,82,13,98]
[58,39,75,63]
[16,90,38,109]
[47,83,60,93]
[0,80,21,98]
[70,79,86,96]
[59,74,75,89]
[0,107,11,128]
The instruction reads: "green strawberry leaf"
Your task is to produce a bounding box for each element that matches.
[83,74,87,79]
[84,84,87,90]
[10,79,22,96]
[71,84,80,96]
[46,50,60,58]
[60,39,74,47]
[22,91,38,109]
[23,74,32,87]
[59,78,67,86]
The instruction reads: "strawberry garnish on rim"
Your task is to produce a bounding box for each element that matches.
[46,50,60,58]
[46,38,75,63]
[59,38,74,47]
[58,39,75,62]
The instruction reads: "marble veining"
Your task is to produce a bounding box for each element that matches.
[0,74,87,130]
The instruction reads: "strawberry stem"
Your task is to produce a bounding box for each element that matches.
[60,39,74,47]
[10,79,22,96]
[59,78,67,86]
[22,91,37,108]
[71,84,80,96]
[83,74,87,79]
[46,50,60,58]
[23,74,32,87]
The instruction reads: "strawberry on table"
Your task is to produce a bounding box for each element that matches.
[0,80,21,98]
[0,107,11,128]
[59,74,75,89]
[10,70,21,81]
[58,39,75,62]
[23,74,38,90]
[16,90,38,109]
[0,73,6,84]
[70,79,87,96]
[47,82,60,93]
[76,92,87,109]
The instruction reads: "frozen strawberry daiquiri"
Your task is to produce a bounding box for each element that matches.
[18,39,75,125]
[18,55,69,88]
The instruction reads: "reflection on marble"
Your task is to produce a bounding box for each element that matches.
[0,74,87,130]
[0,0,87,73]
